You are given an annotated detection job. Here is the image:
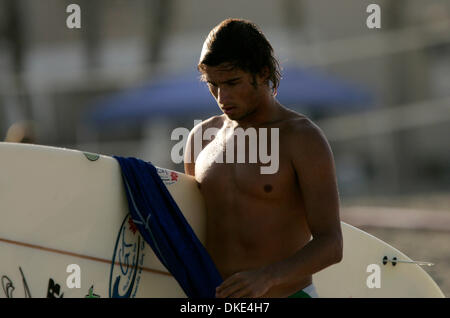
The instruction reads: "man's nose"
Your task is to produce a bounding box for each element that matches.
[217,87,230,105]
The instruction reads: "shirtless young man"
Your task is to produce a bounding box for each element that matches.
[184,19,343,298]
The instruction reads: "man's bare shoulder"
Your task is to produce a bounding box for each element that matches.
[191,115,226,134]
[279,111,331,157]
[201,114,226,129]
[279,111,322,138]
[185,115,225,175]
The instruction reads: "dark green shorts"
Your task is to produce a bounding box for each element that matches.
[288,284,318,298]
[288,290,312,298]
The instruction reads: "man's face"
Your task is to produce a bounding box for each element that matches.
[201,64,267,121]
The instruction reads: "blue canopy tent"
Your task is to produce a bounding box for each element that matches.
[85,66,374,129]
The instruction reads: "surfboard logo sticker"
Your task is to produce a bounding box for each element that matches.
[128,218,138,235]
[1,276,15,298]
[109,214,145,298]
[85,285,101,298]
[83,152,100,162]
[157,168,178,185]
[0,267,32,298]
[47,278,64,298]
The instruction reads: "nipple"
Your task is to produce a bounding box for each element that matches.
[263,184,273,193]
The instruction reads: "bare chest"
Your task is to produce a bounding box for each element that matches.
[195,128,296,200]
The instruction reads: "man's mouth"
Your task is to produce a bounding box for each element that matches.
[222,106,235,114]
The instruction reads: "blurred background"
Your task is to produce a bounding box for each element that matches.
[0,0,449,296]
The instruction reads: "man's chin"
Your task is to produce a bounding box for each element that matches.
[224,113,236,120]
[224,111,243,121]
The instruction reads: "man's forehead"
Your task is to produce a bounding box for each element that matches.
[202,64,245,81]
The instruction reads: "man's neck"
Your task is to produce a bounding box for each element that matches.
[231,97,282,129]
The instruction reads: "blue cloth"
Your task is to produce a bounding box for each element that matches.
[113,156,223,298]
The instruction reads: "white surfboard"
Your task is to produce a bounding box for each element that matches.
[0,143,444,298]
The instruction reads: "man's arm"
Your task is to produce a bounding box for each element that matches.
[215,119,343,298]
[184,128,196,176]
[267,120,343,286]
[184,116,223,176]
[184,121,205,177]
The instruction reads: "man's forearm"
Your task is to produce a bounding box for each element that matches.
[266,234,343,288]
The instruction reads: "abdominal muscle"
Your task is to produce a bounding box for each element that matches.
[201,185,313,297]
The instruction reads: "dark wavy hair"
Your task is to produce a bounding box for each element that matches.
[198,19,281,93]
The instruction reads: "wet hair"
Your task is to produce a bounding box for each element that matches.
[198,18,281,93]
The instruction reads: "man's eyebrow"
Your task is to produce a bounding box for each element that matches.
[206,77,241,84]
[225,77,241,83]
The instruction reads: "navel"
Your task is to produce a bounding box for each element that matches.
[263,184,273,193]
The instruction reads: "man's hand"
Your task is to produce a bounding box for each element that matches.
[215,267,275,298]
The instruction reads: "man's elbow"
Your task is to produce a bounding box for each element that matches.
[331,232,343,264]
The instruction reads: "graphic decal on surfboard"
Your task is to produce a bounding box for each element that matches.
[83,152,100,162]
[1,276,15,298]
[157,168,179,185]
[47,278,64,298]
[109,214,145,298]
[1,267,32,298]
[85,285,101,298]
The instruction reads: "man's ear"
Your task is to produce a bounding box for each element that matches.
[258,66,270,85]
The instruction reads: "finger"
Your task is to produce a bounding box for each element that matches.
[216,273,244,292]
[216,283,245,298]
[219,285,249,298]
[216,280,248,298]
[230,286,266,299]
[228,287,252,298]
